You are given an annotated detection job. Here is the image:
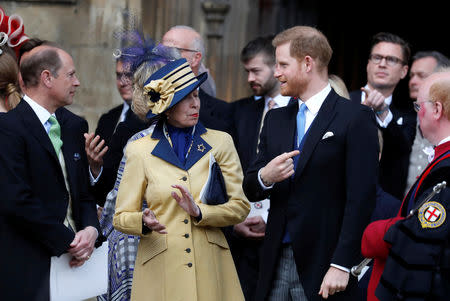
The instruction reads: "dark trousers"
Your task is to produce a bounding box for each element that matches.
[230,237,264,301]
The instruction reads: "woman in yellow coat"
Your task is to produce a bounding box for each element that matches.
[113,48,250,301]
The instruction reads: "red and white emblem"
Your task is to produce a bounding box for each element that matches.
[254,202,263,209]
[418,201,446,229]
[424,206,441,222]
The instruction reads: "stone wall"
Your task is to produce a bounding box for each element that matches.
[1,0,142,131]
[1,0,260,130]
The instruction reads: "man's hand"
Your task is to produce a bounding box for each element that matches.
[260,150,300,185]
[233,216,266,239]
[318,266,349,299]
[142,208,167,234]
[171,184,200,217]
[361,87,389,121]
[84,133,108,178]
[68,226,98,267]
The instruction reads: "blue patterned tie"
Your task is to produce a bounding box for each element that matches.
[48,116,63,156]
[296,103,307,147]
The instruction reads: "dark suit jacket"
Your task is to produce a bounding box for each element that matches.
[243,89,379,301]
[231,96,265,173]
[91,111,151,205]
[229,96,265,301]
[95,103,124,146]
[349,90,416,200]
[0,100,101,301]
[199,88,232,134]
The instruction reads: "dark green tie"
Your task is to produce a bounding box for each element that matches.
[48,115,63,155]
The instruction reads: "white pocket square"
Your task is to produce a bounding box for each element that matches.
[322,131,334,140]
[396,117,403,125]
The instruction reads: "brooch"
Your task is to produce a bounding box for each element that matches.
[418,201,446,229]
[197,144,206,152]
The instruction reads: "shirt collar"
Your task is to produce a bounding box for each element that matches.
[361,84,392,105]
[23,94,53,126]
[122,101,130,111]
[272,94,290,108]
[300,84,331,115]
[437,136,450,146]
[253,94,290,109]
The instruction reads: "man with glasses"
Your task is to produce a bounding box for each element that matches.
[361,70,450,301]
[84,50,148,206]
[350,32,416,200]
[162,25,232,133]
[406,51,450,195]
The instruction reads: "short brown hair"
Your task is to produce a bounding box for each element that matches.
[20,44,62,88]
[272,26,332,71]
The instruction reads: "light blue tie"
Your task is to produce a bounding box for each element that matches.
[296,103,307,147]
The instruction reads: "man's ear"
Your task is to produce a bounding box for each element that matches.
[192,52,202,72]
[400,64,409,80]
[41,70,52,88]
[434,101,444,120]
[304,55,313,73]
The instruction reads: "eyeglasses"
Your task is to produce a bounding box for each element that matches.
[174,47,199,53]
[369,54,405,66]
[413,100,434,112]
[116,72,133,81]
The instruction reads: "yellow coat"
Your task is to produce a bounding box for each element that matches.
[113,122,250,301]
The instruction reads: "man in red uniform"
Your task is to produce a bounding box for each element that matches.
[361,70,450,301]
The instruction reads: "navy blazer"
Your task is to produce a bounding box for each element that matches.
[349,90,416,200]
[95,103,124,146]
[199,88,233,134]
[0,100,101,301]
[231,96,265,173]
[91,111,151,205]
[243,89,379,301]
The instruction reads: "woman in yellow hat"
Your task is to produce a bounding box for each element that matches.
[113,43,249,301]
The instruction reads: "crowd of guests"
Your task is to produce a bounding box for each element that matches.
[1,5,450,301]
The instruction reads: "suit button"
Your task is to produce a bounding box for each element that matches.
[181,176,187,181]
[187,262,193,267]
[186,248,191,253]
[184,233,189,238]
[183,219,188,224]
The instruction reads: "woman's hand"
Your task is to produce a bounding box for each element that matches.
[171,184,200,217]
[142,208,167,234]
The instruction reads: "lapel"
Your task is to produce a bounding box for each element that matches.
[279,98,300,154]
[249,97,266,150]
[151,121,211,171]
[294,90,338,180]
[17,100,59,161]
[57,108,76,189]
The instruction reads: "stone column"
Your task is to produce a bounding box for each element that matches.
[201,0,229,82]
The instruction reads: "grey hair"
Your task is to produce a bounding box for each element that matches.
[169,25,206,60]
[412,51,450,71]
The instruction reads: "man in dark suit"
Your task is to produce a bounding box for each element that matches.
[231,35,290,300]
[349,32,416,200]
[162,25,232,133]
[94,57,133,147]
[243,26,379,301]
[0,44,101,301]
[85,47,148,205]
